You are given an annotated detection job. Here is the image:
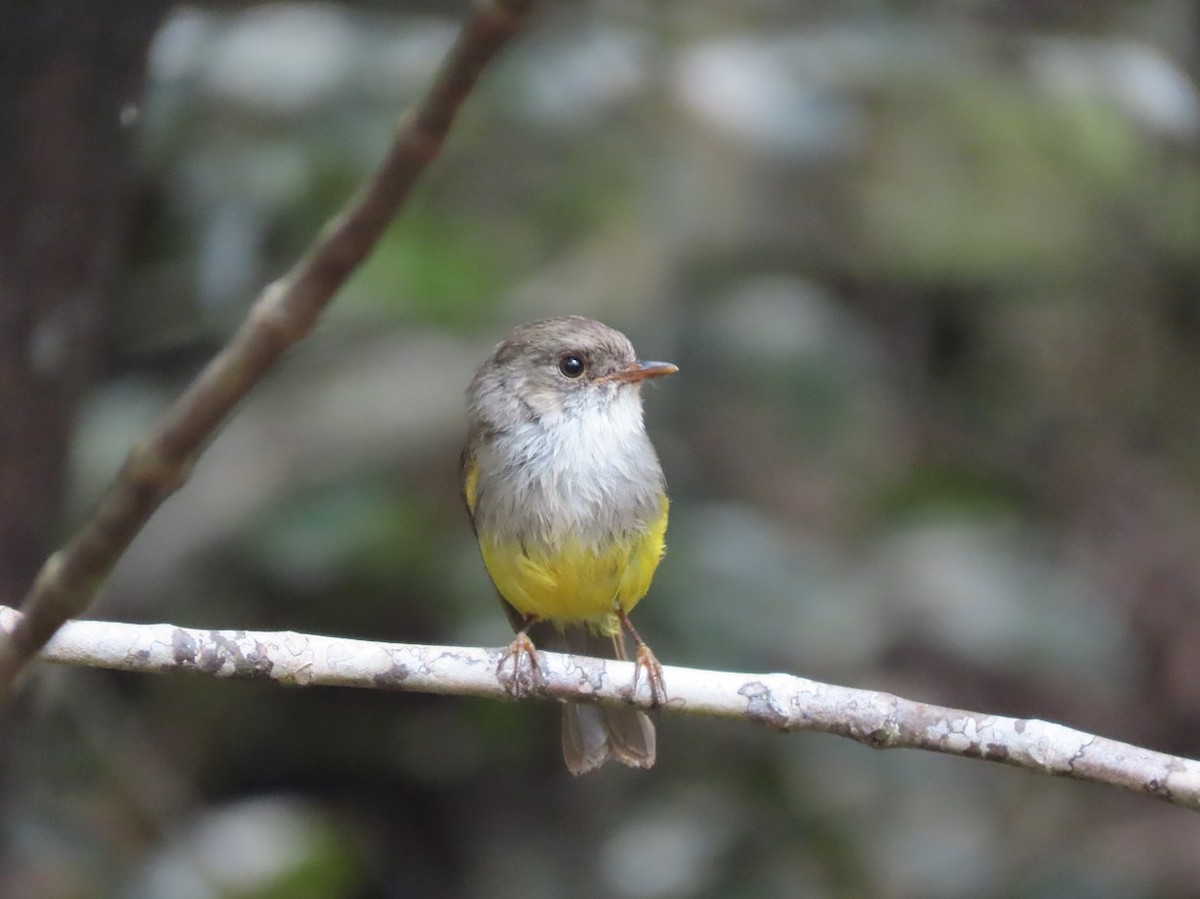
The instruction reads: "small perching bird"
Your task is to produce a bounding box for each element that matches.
[462,316,677,773]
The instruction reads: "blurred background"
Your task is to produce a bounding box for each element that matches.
[3,0,1200,896]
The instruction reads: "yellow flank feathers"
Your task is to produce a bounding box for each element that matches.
[463,460,480,515]
[477,496,669,632]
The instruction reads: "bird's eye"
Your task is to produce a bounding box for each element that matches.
[558,354,585,379]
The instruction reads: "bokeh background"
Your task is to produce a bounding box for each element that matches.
[4,1,1200,896]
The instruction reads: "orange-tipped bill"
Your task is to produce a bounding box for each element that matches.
[603,361,679,383]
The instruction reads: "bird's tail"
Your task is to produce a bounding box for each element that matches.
[542,623,656,775]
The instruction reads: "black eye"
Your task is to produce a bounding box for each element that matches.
[558,354,585,378]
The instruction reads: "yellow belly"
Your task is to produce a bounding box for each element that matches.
[477,496,669,632]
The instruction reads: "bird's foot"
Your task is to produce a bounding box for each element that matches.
[632,643,668,708]
[496,631,542,698]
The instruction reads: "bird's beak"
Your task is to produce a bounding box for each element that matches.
[603,360,679,383]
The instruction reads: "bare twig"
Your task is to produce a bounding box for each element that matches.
[0,0,536,699]
[3,604,1197,811]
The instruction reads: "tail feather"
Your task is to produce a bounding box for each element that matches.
[563,703,655,774]
[556,624,655,774]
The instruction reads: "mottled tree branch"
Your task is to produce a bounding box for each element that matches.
[0,0,536,699]
[2,604,1197,811]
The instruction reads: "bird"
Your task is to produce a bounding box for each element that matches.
[462,315,677,773]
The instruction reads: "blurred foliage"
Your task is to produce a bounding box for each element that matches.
[7,1,1200,897]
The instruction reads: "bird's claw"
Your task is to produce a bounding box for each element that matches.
[496,632,543,698]
[633,643,668,708]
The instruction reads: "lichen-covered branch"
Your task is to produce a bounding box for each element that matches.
[0,0,536,699]
[3,604,1196,812]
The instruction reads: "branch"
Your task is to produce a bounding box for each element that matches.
[0,0,536,699]
[3,605,1196,811]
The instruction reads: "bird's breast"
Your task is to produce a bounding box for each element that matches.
[473,403,665,549]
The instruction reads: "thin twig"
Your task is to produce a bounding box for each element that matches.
[0,0,537,699]
[3,604,1197,811]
